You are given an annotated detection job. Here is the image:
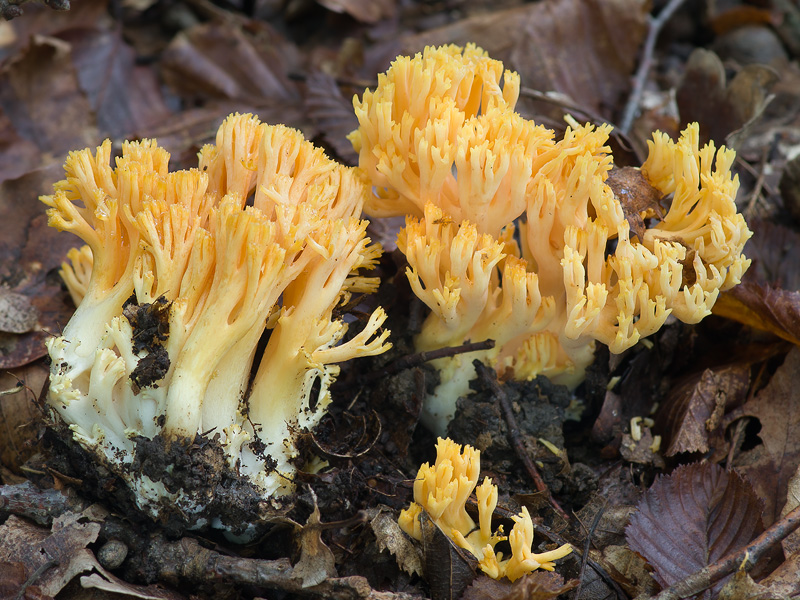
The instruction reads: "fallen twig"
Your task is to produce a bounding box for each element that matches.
[474,362,570,522]
[619,0,688,134]
[346,339,495,388]
[652,504,800,600]
[0,482,87,526]
[573,499,607,600]
[145,536,420,599]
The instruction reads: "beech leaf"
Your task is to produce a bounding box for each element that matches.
[419,511,477,600]
[737,347,800,525]
[626,462,763,599]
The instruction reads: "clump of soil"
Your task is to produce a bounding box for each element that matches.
[447,369,598,511]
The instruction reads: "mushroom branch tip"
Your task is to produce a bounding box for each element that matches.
[41,112,391,530]
[399,437,573,581]
[350,44,752,435]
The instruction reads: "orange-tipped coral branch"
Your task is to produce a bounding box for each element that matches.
[350,44,752,434]
[399,438,572,580]
[42,114,391,524]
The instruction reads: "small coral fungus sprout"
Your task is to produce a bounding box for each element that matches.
[350,44,752,434]
[42,114,391,531]
[399,438,573,581]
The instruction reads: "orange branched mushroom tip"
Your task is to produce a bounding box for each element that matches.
[42,113,391,529]
[350,43,752,434]
[399,437,573,581]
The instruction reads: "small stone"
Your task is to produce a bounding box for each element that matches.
[713,25,788,65]
[97,539,128,569]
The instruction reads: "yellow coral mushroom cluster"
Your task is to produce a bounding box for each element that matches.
[399,438,572,581]
[350,44,752,434]
[42,114,390,523]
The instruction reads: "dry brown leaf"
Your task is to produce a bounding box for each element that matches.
[0,35,97,165]
[760,549,800,598]
[461,571,577,600]
[657,366,750,457]
[714,284,800,346]
[0,512,102,597]
[0,363,47,474]
[419,511,477,600]
[737,348,800,525]
[304,71,359,165]
[716,570,771,600]
[739,220,800,290]
[292,498,337,588]
[0,166,83,369]
[626,462,764,598]
[0,561,52,600]
[369,508,422,577]
[161,23,299,104]
[0,288,38,334]
[598,544,659,598]
[402,0,648,120]
[315,0,394,23]
[676,48,778,147]
[79,572,188,599]
[0,107,41,184]
[57,26,170,138]
[779,465,800,556]
[619,429,665,468]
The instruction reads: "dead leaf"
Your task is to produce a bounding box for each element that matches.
[605,167,663,241]
[161,23,299,104]
[0,561,52,600]
[0,362,47,474]
[737,348,800,525]
[760,549,800,598]
[292,497,337,588]
[778,465,800,558]
[420,511,477,600]
[0,35,98,162]
[402,0,648,120]
[0,512,101,597]
[0,106,41,184]
[657,366,750,457]
[80,571,188,599]
[369,508,422,577]
[315,0,394,23]
[0,287,39,333]
[716,570,771,600]
[714,284,800,346]
[741,220,800,291]
[619,427,665,468]
[461,571,577,600]
[0,165,90,369]
[626,462,764,598]
[598,544,659,598]
[676,48,778,147]
[304,71,359,165]
[57,26,170,138]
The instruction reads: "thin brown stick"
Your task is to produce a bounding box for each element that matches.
[348,339,496,388]
[474,362,570,522]
[619,0,688,134]
[573,500,607,600]
[745,146,770,219]
[146,536,419,599]
[652,504,800,600]
[519,87,608,125]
